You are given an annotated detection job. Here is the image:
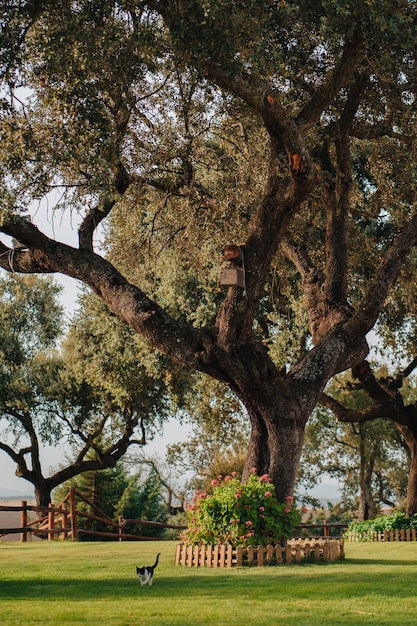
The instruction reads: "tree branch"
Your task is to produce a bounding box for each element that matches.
[297,30,366,130]
[346,213,417,337]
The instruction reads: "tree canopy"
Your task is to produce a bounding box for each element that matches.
[1,0,417,502]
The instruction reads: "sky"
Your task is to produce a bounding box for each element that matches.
[0,204,341,502]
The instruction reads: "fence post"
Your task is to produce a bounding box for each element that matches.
[118,516,124,542]
[20,501,27,543]
[61,503,68,541]
[48,503,55,541]
[69,486,77,541]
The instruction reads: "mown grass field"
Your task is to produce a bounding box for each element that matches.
[1,540,416,625]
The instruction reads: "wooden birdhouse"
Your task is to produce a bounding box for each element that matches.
[218,244,246,290]
[218,267,245,288]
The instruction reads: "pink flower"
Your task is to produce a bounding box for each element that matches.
[230,519,237,524]
[231,471,238,477]
[234,492,242,499]
[217,475,223,480]
[285,507,291,513]
[259,474,270,482]
[251,467,257,473]
[302,507,308,513]
[285,495,293,501]
[245,520,252,527]
[264,491,272,498]
[211,479,219,487]
[259,514,265,519]
[224,475,232,481]
[259,506,265,512]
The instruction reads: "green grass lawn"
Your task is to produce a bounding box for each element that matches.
[1,540,416,625]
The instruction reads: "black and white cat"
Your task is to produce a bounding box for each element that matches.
[136,553,161,586]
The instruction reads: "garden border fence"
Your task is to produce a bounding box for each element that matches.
[174,538,345,567]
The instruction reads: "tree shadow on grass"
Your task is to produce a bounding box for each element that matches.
[0,565,416,602]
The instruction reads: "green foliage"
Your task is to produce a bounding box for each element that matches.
[63,292,172,424]
[346,511,417,541]
[181,470,302,547]
[54,462,168,539]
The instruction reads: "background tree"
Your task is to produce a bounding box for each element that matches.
[1,1,417,502]
[53,461,168,539]
[321,360,417,516]
[300,398,407,520]
[0,277,171,507]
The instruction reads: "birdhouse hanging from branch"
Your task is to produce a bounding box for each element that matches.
[218,244,246,292]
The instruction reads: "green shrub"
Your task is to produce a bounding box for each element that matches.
[346,511,417,541]
[181,470,302,547]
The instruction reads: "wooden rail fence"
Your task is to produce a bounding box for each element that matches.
[0,491,349,543]
[175,538,345,568]
[0,486,186,542]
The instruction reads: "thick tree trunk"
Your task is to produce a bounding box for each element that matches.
[358,469,376,520]
[241,400,306,501]
[405,453,417,517]
[227,339,345,502]
[357,429,376,521]
[34,482,53,509]
[397,424,417,517]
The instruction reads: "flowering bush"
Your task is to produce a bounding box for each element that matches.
[181,470,302,547]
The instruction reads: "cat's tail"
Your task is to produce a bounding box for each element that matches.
[153,553,161,569]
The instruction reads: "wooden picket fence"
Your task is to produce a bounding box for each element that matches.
[175,538,345,568]
[347,528,417,542]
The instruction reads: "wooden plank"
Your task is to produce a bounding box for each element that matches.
[175,544,181,565]
[247,546,254,564]
[219,544,226,568]
[20,501,27,543]
[213,545,219,568]
[236,547,243,567]
[207,544,213,568]
[187,546,193,567]
[199,545,206,567]
[69,486,77,541]
[226,544,233,568]
[257,546,264,566]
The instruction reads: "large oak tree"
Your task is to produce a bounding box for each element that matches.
[1,1,417,501]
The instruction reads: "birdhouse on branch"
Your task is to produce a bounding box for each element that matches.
[219,267,245,288]
[219,245,246,290]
